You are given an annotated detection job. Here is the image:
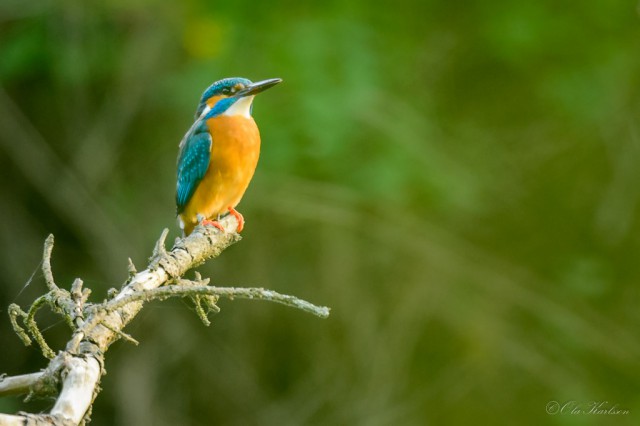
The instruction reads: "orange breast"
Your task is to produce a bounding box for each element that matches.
[180,115,260,234]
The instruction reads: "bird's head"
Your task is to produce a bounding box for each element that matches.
[195,77,282,119]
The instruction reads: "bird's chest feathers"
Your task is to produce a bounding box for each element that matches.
[207,115,260,177]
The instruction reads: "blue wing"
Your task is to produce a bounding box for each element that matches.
[176,120,212,213]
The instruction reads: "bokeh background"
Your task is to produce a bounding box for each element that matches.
[1,1,640,424]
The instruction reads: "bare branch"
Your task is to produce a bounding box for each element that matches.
[0,372,43,397]
[50,356,102,424]
[2,214,329,424]
[0,413,35,426]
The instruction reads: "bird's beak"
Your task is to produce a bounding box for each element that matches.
[235,78,282,97]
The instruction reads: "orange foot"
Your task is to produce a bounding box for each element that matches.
[228,206,244,232]
[201,218,225,232]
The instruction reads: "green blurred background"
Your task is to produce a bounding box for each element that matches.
[1,0,640,424]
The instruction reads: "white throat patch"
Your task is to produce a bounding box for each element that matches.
[223,96,254,118]
[199,105,212,117]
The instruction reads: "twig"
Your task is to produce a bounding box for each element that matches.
[7,304,31,346]
[106,285,331,319]
[41,234,58,292]
[25,295,55,359]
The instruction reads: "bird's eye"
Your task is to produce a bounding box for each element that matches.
[222,87,231,95]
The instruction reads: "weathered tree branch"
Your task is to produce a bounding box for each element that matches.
[1,215,329,425]
[0,373,43,397]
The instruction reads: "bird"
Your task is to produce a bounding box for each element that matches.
[176,77,282,236]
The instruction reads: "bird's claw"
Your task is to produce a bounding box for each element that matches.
[201,219,225,232]
[196,209,243,233]
[227,207,244,233]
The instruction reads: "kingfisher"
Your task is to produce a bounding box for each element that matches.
[176,77,282,236]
